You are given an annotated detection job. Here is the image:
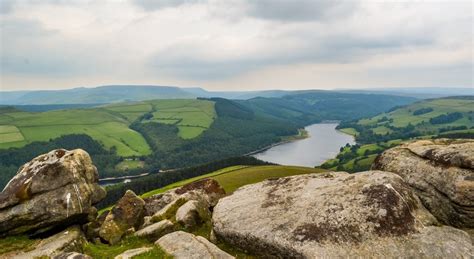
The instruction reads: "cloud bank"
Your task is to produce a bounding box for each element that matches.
[0,0,472,90]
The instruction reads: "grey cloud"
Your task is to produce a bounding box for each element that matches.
[132,0,203,11]
[0,0,15,14]
[147,29,436,80]
[245,0,357,22]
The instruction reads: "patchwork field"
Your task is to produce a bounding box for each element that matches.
[0,98,217,156]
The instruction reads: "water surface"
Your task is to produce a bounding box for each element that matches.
[253,123,355,167]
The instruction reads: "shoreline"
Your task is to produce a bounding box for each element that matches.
[244,128,310,156]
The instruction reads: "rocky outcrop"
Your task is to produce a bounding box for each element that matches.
[134,220,174,241]
[212,171,473,258]
[144,178,225,217]
[156,231,234,259]
[8,226,86,259]
[372,139,474,228]
[0,149,106,236]
[114,247,152,259]
[99,190,145,245]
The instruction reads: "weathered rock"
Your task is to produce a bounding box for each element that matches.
[99,190,145,245]
[176,200,211,228]
[156,231,234,259]
[372,139,474,228]
[0,149,106,236]
[135,220,174,241]
[114,247,152,259]
[53,252,92,259]
[9,226,86,259]
[213,171,473,258]
[144,178,225,216]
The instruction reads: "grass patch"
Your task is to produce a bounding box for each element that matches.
[83,236,162,259]
[0,235,39,255]
[115,160,144,170]
[338,128,358,136]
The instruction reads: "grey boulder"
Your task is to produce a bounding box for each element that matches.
[212,171,473,258]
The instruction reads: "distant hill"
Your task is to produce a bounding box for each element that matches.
[240,91,417,126]
[4,85,462,105]
[340,87,474,99]
[0,85,196,105]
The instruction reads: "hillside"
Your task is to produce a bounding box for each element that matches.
[240,91,417,126]
[321,96,474,172]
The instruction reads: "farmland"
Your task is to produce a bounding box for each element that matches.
[0,99,217,156]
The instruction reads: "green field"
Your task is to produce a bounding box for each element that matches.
[353,97,474,136]
[142,165,325,198]
[0,99,217,156]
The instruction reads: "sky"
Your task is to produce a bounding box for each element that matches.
[0,0,472,91]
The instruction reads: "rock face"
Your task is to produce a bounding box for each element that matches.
[156,231,234,259]
[0,149,106,236]
[144,178,225,217]
[212,171,473,258]
[9,226,86,259]
[99,190,145,244]
[372,139,474,228]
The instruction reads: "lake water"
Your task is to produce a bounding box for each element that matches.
[253,123,355,167]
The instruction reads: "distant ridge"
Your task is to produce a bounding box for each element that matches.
[1,85,471,105]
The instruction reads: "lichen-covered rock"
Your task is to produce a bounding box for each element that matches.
[144,178,225,217]
[176,200,211,228]
[9,226,86,259]
[99,190,145,244]
[114,247,152,259]
[156,231,234,259]
[212,171,473,258]
[372,139,474,228]
[0,149,106,236]
[135,220,174,241]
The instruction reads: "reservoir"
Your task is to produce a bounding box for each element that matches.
[253,123,355,167]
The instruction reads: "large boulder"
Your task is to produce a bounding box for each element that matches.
[0,149,106,236]
[156,231,234,259]
[99,190,145,244]
[372,139,474,228]
[144,178,225,217]
[212,171,473,258]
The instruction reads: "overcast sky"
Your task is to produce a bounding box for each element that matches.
[0,0,472,91]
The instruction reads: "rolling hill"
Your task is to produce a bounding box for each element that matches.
[321,96,474,172]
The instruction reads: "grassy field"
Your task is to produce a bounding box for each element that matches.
[142,165,326,198]
[353,97,474,136]
[0,99,217,155]
[147,99,216,139]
